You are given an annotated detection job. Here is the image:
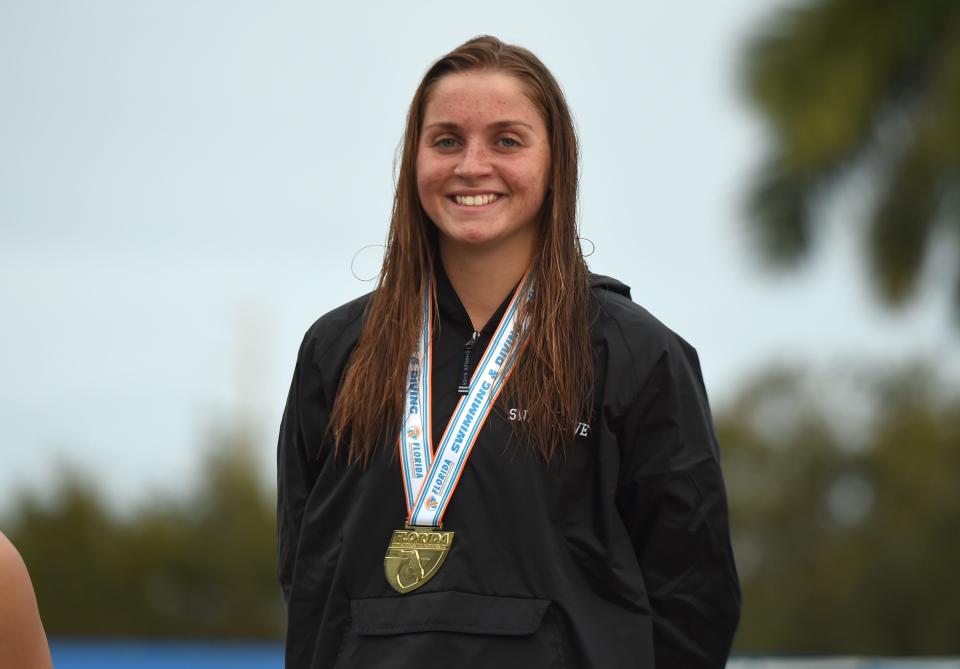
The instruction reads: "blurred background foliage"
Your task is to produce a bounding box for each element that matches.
[733,0,960,649]
[720,365,960,653]
[742,0,960,313]
[3,364,958,652]
[2,0,959,655]
[2,425,283,638]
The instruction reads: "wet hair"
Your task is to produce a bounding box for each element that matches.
[330,35,593,465]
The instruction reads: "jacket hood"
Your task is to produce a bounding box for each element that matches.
[589,273,632,300]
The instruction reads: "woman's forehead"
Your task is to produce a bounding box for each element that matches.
[422,71,543,127]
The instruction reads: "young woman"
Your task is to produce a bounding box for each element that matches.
[277,36,740,669]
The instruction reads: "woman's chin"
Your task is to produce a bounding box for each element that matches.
[435,219,537,258]
[438,226,502,249]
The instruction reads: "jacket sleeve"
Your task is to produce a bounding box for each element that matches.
[614,335,740,669]
[276,336,323,607]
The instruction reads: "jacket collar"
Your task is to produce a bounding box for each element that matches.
[435,259,516,335]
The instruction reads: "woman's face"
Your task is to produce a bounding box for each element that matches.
[416,71,551,256]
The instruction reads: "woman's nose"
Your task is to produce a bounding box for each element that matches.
[453,141,492,178]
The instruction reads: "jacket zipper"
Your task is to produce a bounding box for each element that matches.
[458,331,480,394]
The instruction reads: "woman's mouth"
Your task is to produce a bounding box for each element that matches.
[450,193,502,207]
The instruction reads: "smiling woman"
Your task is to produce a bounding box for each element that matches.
[277,35,740,669]
[417,71,551,285]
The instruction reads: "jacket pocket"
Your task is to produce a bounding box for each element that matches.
[332,591,564,669]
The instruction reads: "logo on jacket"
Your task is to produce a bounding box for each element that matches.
[507,408,591,437]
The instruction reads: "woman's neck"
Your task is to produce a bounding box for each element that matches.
[439,237,534,332]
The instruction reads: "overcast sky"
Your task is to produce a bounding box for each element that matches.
[2,0,958,515]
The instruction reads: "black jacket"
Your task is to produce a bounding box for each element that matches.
[277,271,740,669]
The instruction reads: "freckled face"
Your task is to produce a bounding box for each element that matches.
[416,71,551,254]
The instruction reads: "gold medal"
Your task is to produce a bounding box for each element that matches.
[383,526,454,593]
[388,273,530,594]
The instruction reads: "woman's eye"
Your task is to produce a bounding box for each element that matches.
[435,137,458,149]
[498,137,520,148]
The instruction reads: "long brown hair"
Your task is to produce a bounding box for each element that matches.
[329,35,594,465]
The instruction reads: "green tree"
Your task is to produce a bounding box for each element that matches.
[741,0,960,312]
[2,427,283,638]
[6,369,959,651]
[720,365,960,653]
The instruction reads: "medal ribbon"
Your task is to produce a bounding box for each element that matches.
[398,283,434,510]
[398,272,532,527]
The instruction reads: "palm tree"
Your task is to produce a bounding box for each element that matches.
[741,0,960,315]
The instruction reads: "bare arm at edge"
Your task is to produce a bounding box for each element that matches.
[0,532,53,669]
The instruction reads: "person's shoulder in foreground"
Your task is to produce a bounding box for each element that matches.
[0,532,53,669]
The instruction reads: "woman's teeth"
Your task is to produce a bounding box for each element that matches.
[454,194,500,206]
